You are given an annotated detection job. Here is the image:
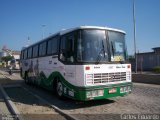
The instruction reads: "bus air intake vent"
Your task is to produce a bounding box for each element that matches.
[86,72,127,85]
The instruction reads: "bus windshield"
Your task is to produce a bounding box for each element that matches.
[108,31,126,62]
[77,30,108,63]
[77,29,126,63]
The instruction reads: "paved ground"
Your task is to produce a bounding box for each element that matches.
[0,74,13,120]
[0,70,160,120]
[0,73,67,120]
[0,85,11,115]
[4,87,66,120]
[132,73,160,85]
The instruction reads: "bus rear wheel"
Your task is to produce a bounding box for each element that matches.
[24,72,30,84]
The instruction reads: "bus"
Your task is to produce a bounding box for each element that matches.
[20,26,132,101]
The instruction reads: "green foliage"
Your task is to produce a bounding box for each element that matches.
[153,66,160,73]
[0,62,2,67]
[1,56,14,62]
[128,55,135,62]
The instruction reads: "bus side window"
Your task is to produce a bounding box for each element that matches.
[66,37,74,63]
[47,36,58,55]
[39,42,47,56]
[60,36,66,61]
[33,45,38,58]
[24,49,28,59]
[21,51,24,60]
[60,33,75,63]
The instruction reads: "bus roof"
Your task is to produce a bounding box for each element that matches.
[21,26,126,50]
[60,26,126,35]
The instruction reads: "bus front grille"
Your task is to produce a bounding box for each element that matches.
[86,72,128,85]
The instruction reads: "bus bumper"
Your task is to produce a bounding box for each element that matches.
[68,82,132,101]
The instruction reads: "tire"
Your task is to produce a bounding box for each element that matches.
[20,68,23,78]
[24,72,30,84]
[56,80,64,98]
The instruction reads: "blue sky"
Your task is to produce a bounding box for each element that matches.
[0,0,160,55]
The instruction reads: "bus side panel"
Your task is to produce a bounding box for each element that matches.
[64,65,76,86]
[75,65,85,86]
[37,56,60,88]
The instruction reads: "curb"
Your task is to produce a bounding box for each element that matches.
[0,85,23,120]
[22,86,78,120]
[1,70,78,120]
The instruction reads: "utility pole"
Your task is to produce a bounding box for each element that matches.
[133,0,137,73]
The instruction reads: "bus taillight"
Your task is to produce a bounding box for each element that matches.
[127,65,131,69]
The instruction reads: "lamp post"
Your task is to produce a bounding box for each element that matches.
[42,24,46,39]
[27,36,30,47]
[133,0,137,73]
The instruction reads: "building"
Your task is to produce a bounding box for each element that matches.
[136,47,160,71]
[0,51,7,61]
[12,51,21,60]
[0,50,20,68]
[0,51,20,60]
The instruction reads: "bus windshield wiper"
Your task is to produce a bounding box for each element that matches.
[102,40,105,58]
[111,41,115,57]
[96,40,106,64]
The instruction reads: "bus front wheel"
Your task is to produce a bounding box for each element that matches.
[56,80,63,98]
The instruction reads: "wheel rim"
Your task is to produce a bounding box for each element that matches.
[57,82,63,97]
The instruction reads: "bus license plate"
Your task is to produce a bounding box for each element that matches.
[109,88,117,93]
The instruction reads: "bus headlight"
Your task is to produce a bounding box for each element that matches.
[86,91,92,98]
[120,86,132,93]
[86,74,93,79]
[98,90,104,96]
[86,90,104,98]
[126,71,131,81]
[128,86,132,92]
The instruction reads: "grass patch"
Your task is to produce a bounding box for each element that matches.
[153,66,160,73]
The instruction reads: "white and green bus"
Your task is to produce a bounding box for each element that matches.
[20,26,132,101]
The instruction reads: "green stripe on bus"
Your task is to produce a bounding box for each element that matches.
[38,71,132,101]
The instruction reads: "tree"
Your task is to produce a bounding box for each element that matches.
[128,55,135,62]
[1,56,14,63]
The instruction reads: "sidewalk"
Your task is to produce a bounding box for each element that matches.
[0,85,11,115]
[132,71,160,76]
[0,70,22,81]
[132,73,160,85]
[0,70,23,85]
